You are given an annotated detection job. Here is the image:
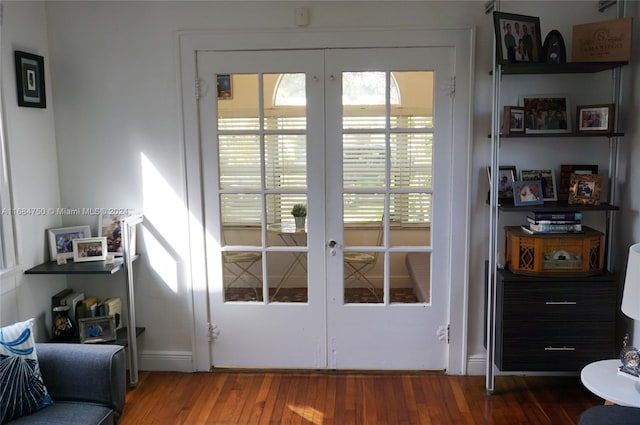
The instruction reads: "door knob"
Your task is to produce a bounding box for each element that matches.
[328,240,337,248]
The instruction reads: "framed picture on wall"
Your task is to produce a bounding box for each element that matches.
[14,50,46,108]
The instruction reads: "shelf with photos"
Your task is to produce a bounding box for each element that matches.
[487,164,618,213]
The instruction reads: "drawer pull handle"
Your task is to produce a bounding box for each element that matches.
[545,346,576,351]
[545,301,577,305]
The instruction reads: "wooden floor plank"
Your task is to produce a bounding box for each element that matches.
[121,371,602,425]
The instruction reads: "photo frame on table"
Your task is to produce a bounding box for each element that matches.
[519,169,557,201]
[512,180,544,207]
[493,12,542,64]
[576,104,615,134]
[99,213,136,256]
[48,225,92,261]
[78,316,117,344]
[503,106,525,135]
[72,237,107,263]
[487,165,517,201]
[541,30,567,63]
[217,74,232,99]
[568,173,603,206]
[559,164,598,202]
[14,51,46,108]
[519,94,571,134]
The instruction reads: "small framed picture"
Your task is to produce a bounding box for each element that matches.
[72,237,107,263]
[48,225,92,261]
[217,74,232,99]
[99,213,136,256]
[513,180,544,206]
[576,104,615,134]
[519,169,557,201]
[520,94,571,134]
[487,165,517,201]
[78,316,117,343]
[503,106,525,135]
[492,12,542,64]
[14,51,46,108]
[559,164,598,202]
[569,173,603,205]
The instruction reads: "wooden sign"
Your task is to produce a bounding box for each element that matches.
[572,17,632,62]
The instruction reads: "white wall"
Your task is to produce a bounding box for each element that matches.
[2,0,636,373]
[0,1,66,339]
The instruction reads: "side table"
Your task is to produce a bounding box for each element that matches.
[581,359,640,407]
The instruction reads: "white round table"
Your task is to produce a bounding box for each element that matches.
[581,359,640,407]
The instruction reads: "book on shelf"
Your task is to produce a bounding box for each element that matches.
[526,217,581,225]
[51,288,72,308]
[60,292,85,326]
[521,223,583,234]
[527,211,582,221]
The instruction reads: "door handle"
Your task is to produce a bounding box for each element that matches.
[328,239,339,256]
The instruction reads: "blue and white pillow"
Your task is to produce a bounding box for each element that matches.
[0,318,53,423]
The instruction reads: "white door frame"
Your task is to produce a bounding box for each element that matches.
[177,27,474,374]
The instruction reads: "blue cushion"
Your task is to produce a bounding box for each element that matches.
[0,319,53,423]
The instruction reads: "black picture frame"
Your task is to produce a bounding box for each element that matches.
[541,30,567,64]
[14,51,46,108]
[493,12,542,64]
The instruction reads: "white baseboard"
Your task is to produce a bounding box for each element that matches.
[138,350,193,372]
[466,353,487,376]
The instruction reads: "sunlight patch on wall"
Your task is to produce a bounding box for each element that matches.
[141,153,188,293]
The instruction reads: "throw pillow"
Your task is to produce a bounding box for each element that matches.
[0,318,53,423]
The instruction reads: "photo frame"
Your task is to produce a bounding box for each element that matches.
[72,237,107,263]
[217,74,232,99]
[487,165,517,201]
[14,51,46,108]
[493,12,542,64]
[98,213,136,256]
[78,316,117,343]
[541,30,567,63]
[519,169,557,201]
[512,180,544,206]
[519,94,571,134]
[48,225,92,261]
[559,164,598,202]
[576,104,615,134]
[503,106,525,135]
[569,173,603,206]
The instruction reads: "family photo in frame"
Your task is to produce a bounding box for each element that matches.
[493,12,542,64]
[577,104,615,134]
[520,94,571,134]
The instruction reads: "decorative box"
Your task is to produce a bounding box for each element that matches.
[504,226,604,276]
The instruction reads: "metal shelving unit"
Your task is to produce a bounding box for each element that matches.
[485,1,627,393]
[26,214,144,387]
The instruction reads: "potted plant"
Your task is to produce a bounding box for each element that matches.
[291,204,307,230]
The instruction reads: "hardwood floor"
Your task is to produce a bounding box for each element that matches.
[120,371,602,425]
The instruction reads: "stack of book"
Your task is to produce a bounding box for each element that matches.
[522,211,583,234]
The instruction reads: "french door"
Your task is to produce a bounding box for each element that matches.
[197,46,454,369]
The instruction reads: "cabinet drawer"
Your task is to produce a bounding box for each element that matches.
[499,282,616,322]
[497,321,615,371]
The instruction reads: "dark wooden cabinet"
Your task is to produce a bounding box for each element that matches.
[495,269,617,372]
